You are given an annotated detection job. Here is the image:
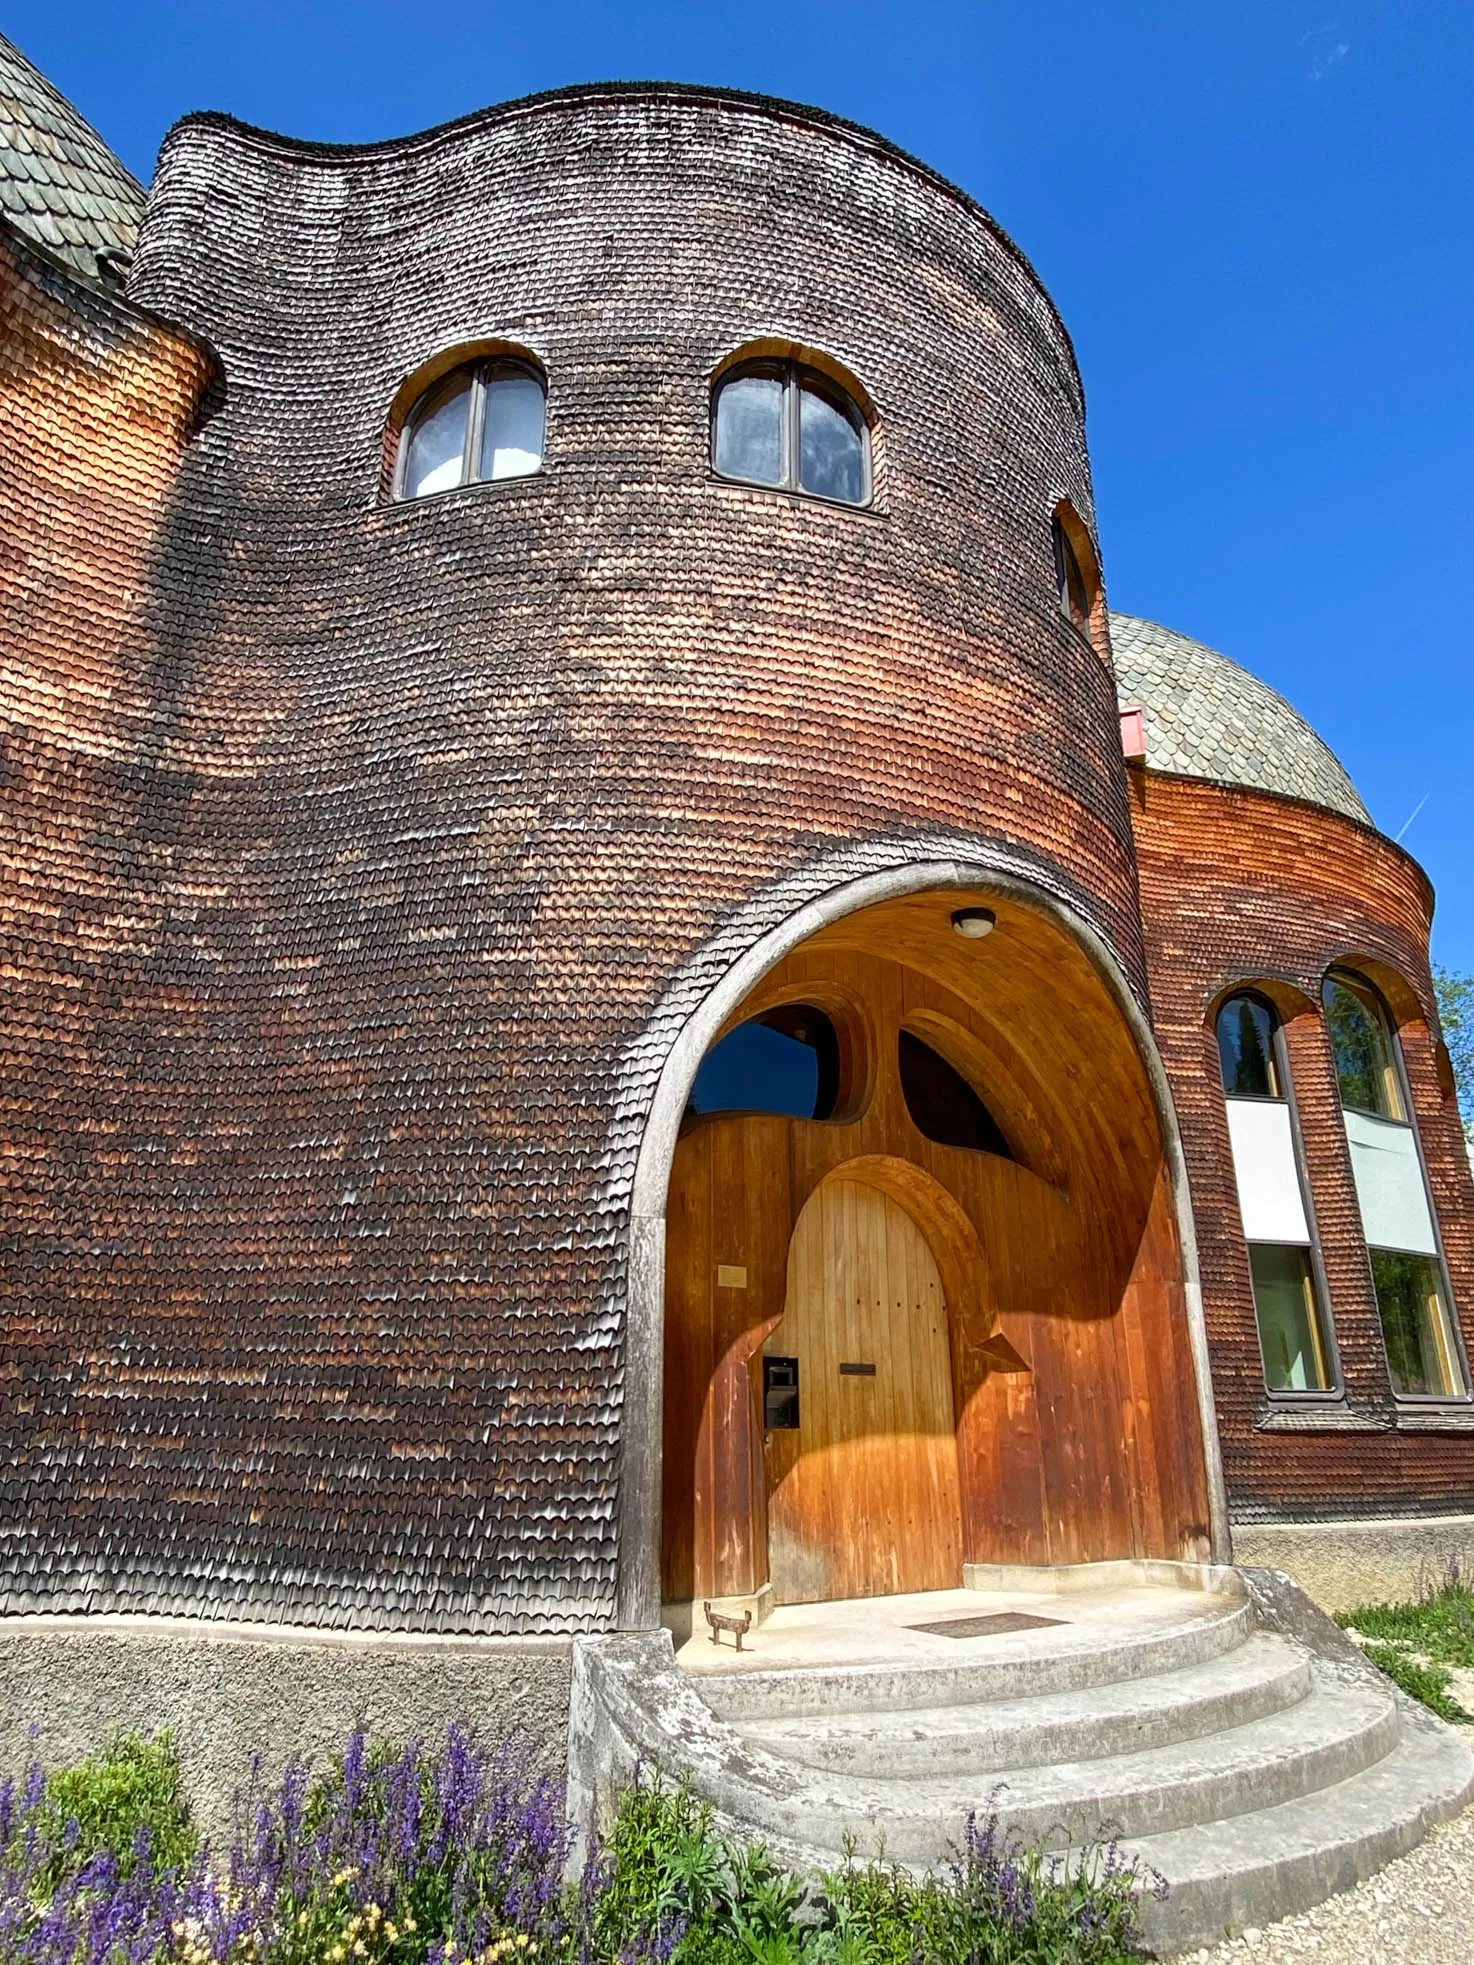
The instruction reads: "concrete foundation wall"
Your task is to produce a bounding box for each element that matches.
[1233,1514,1474,1613]
[0,1618,572,1847]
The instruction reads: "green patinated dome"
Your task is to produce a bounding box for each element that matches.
[0,30,144,284]
[1112,610,1370,826]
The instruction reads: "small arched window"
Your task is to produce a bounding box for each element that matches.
[899,1031,1013,1159]
[397,358,545,501]
[1323,970,1466,1399]
[1215,992,1335,1394]
[687,1005,840,1122]
[1051,511,1097,637]
[712,359,870,507]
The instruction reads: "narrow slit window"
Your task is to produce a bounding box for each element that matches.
[1052,514,1094,635]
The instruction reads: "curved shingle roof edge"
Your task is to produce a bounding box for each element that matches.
[1110,610,1372,828]
[0,30,144,286]
[152,79,1083,410]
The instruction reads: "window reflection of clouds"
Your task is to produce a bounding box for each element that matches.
[713,358,869,507]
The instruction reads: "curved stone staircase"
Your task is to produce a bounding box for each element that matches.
[568,1566,1474,1955]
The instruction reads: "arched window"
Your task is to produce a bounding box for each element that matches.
[899,1031,1013,1159]
[396,358,545,501]
[1051,512,1097,637]
[712,359,870,507]
[687,1005,840,1121]
[1215,992,1335,1394]
[1324,971,1405,1120]
[1323,970,1466,1399]
[1217,994,1281,1098]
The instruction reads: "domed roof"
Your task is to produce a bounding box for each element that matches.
[1111,611,1370,826]
[0,31,144,285]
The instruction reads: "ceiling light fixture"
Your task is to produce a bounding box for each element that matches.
[951,907,997,940]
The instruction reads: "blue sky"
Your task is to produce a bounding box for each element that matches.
[17,1,1474,971]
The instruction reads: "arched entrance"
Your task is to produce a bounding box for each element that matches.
[625,862,1227,1628]
[766,1176,963,1602]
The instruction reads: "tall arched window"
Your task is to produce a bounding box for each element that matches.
[1324,970,1467,1399]
[712,359,870,507]
[1216,992,1335,1393]
[396,358,546,500]
[687,1005,840,1122]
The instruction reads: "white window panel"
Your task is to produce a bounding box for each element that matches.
[1345,1110,1438,1256]
[1226,1099,1310,1245]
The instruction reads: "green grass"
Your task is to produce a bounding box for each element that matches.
[1358,1643,1472,1723]
[1334,1581,1474,1670]
[34,1731,197,1884]
[1334,1574,1474,1723]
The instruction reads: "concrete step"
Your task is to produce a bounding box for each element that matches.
[737,1631,1310,1778]
[731,1674,1397,1856]
[568,1570,1474,1956]
[1130,1702,1474,1954]
[697,1593,1254,1723]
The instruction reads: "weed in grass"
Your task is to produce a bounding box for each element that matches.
[1358,1643,1473,1724]
[1336,1581,1474,1672]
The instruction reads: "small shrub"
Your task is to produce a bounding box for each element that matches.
[594,1772,1157,1964]
[1359,1643,1472,1724]
[32,1731,196,1885]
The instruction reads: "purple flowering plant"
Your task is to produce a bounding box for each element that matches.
[0,1736,1158,1965]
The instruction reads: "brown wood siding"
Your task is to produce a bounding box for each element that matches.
[1131,768,1474,1522]
[661,898,1213,1600]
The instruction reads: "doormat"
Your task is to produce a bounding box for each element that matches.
[908,1611,1065,1638]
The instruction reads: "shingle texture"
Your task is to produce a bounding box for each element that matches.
[1131,773,1474,1520]
[0,31,144,283]
[2,84,1137,1634]
[1111,611,1371,827]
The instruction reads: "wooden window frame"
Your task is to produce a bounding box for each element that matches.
[711,358,872,509]
[393,356,546,503]
[1049,502,1106,658]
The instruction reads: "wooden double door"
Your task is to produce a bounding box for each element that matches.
[763,1179,964,1603]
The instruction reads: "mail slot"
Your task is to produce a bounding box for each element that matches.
[763,1355,800,1429]
[839,1362,877,1377]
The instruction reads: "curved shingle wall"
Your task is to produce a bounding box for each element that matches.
[6,86,1144,1632]
[1111,611,1371,826]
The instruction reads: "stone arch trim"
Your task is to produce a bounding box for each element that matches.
[617,854,1230,1628]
